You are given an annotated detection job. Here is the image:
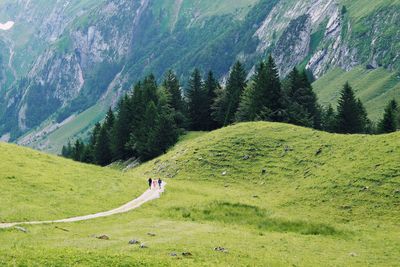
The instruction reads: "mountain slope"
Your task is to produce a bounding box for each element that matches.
[0,0,400,152]
[314,67,400,121]
[0,122,399,266]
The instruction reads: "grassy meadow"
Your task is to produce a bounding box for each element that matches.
[1,122,399,266]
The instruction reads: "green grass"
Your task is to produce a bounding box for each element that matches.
[340,0,400,20]
[1,122,399,266]
[313,67,400,121]
[0,142,144,222]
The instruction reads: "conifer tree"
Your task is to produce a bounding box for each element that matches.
[163,70,187,129]
[132,101,160,160]
[156,88,180,152]
[186,69,206,130]
[111,96,132,160]
[378,99,398,133]
[236,83,259,122]
[286,68,321,128]
[204,71,221,130]
[335,82,368,134]
[321,105,337,133]
[252,56,285,121]
[72,139,84,162]
[94,124,112,166]
[212,61,247,126]
[104,108,115,131]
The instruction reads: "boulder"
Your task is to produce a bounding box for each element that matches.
[182,252,193,257]
[96,235,110,240]
[140,243,148,249]
[128,239,140,245]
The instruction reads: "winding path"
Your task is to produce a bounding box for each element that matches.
[0,183,166,229]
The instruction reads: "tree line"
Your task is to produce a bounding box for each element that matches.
[62,56,400,166]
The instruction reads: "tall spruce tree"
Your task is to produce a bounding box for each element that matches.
[322,105,337,133]
[163,70,187,129]
[212,61,247,126]
[286,68,321,128]
[378,99,398,133]
[204,71,221,130]
[186,69,206,130]
[111,96,132,160]
[335,82,368,134]
[95,124,112,166]
[236,83,259,122]
[253,56,285,121]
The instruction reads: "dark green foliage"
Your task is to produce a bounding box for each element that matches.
[378,99,398,133]
[186,69,207,130]
[72,139,85,162]
[254,56,286,121]
[61,141,73,158]
[94,124,112,166]
[204,71,221,130]
[286,68,321,128]
[321,105,337,133]
[163,70,188,129]
[111,97,132,160]
[212,62,247,126]
[335,82,370,134]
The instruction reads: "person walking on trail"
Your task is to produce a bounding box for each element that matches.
[152,180,157,189]
[158,178,162,189]
[148,178,152,189]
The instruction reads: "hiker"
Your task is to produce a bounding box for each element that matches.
[152,180,157,189]
[158,178,162,189]
[148,178,152,189]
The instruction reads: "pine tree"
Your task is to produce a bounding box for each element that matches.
[322,105,337,133]
[72,139,84,162]
[286,68,321,128]
[236,83,260,122]
[111,96,133,160]
[156,88,180,153]
[132,101,160,160]
[204,71,221,130]
[94,124,112,166]
[104,107,115,131]
[163,70,187,129]
[186,69,206,130]
[212,62,247,126]
[252,56,285,121]
[378,99,398,133]
[61,141,73,158]
[335,82,368,134]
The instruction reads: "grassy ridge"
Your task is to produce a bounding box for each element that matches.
[313,67,400,121]
[1,122,399,266]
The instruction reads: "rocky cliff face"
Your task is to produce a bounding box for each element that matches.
[0,0,399,148]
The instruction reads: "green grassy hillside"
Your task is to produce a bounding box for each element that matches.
[0,142,144,222]
[313,67,400,121]
[1,122,399,266]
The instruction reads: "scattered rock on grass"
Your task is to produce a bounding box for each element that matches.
[214,247,228,253]
[129,239,140,245]
[243,155,250,160]
[147,232,156,237]
[140,243,148,249]
[15,226,27,233]
[96,235,110,240]
[315,148,322,156]
[222,171,227,176]
[182,252,193,257]
[349,252,358,257]
[170,252,178,257]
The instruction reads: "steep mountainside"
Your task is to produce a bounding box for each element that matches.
[0,0,399,152]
